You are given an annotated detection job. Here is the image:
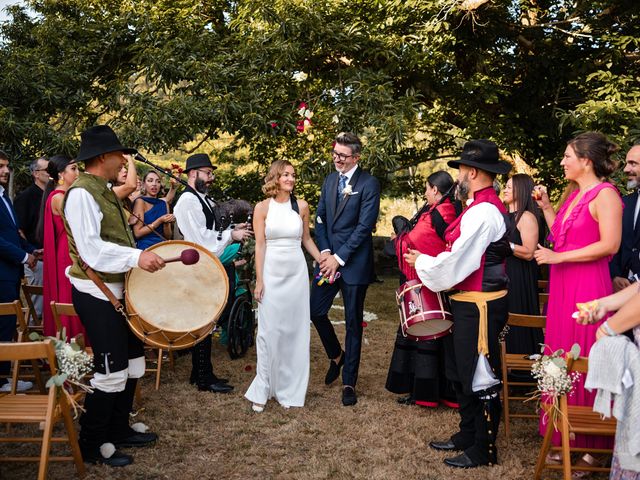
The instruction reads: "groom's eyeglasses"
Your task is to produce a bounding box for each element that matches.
[331,150,354,161]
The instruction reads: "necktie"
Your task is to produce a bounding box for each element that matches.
[337,174,347,202]
[1,190,17,225]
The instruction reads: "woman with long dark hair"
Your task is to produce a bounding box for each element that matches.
[502,173,543,354]
[131,170,177,249]
[385,170,460,408]
[36,155,84,339]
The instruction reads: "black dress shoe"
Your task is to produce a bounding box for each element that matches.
[325,351,345,385]
[82,448,133,467]
[113,431,158,448]
[342,386,357,406]
[190,374,229,385]
[198,381,234,393]
[444,452,485,469]
[429,440,460,452]
[397,394,415,405]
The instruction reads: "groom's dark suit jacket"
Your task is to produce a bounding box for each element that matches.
[314,167,380,285]
[610,191,640,280]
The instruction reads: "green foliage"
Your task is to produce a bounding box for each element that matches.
[1,0,638,198]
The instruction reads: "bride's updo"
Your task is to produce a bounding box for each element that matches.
[263,160,294,197]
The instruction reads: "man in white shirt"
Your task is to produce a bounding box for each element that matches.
[64,126,165,467]
[405,139,511,468]
[174,153,251,393]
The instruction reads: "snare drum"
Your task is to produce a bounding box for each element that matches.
[396,279,453,341]
[125,240,229,350]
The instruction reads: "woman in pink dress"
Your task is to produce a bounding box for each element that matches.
[36,155,82,340]
[534,132,622,469]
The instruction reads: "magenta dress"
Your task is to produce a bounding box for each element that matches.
[42,190,89,343]
[539,182,620,448]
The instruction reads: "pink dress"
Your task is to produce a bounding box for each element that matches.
[42,190,88,343]
[539,182,620,448]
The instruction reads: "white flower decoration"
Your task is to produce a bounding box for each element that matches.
[332,115,339,124]
[342,184,353,196]
[292,71,308,82]
[304,109,314,119]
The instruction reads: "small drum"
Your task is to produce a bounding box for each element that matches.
[125,240,229,350]
[396,279,453,341]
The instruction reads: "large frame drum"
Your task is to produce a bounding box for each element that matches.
[396,279,453,341]
[125,240,229,350]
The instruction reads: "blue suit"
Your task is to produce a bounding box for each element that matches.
[310,167,380,387]
[610,191,640,281]
[0,189,35,380]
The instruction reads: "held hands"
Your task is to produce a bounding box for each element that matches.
[403,248,420,267]
[26,253,38,270]
[32,249,44,261]
[534,243,562,265]
[138,251,166,273]
[319,254,339,281]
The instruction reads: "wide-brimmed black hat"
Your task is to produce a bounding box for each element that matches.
[76,125,137,163]
[184,153,217,172]
[447,139,511,175]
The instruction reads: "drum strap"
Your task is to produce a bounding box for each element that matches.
[449,290,507,356]
[79,259,128,320]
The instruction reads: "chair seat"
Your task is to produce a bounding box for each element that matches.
[0,396,54,422]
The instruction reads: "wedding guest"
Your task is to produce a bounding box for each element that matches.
[502,174,543,355]
[35,155,84,340]
[131,171,176,249]
[245,160,321,412]
[534,131,622,468]
[385,171,459,408]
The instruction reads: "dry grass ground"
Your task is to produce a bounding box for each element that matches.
[2,276,606,480]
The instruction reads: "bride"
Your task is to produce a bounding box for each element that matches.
[245,160,322,412]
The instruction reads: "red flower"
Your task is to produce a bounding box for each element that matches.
[296,119,305,133]
[244,365,252,372]
[298,102,307,110]
[361,321,368,328]
[270,122,278,128]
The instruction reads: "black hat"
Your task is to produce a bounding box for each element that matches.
[76,125,137,163]
[184,153,217,172]
[447,139,511,175]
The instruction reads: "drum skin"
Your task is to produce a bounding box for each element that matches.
[396,279,453,341]
[126,240,229,350]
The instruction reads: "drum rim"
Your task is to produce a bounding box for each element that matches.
[125,239,230,333]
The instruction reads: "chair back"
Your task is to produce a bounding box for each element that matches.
[506,312,546,329]
[50,302,77,333]
[0,340,57,374]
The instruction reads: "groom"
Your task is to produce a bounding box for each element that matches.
[311,132,380,406]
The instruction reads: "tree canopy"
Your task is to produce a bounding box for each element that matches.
[1,0,638,200]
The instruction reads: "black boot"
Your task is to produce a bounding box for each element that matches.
[110,378,158,448]
[80,390,132,467]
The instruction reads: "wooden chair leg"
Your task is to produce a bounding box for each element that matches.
[60,394,86,476]
[135,380,142,407]
[37,390,57,480]
[534,410,554,480]
[560,398,572,480]
[155,348,163,390]
[30,358,46,393]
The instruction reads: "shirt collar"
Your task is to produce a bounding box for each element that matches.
[0,185,5,196]
[339,164,359,181]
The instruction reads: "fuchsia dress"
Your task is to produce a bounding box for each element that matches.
[539,182,620,448]
[42,190,88,343]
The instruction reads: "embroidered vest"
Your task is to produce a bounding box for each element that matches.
[444,186,510,292]
[63,173,136,283]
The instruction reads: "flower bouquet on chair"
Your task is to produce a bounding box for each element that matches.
[527,343,582,430]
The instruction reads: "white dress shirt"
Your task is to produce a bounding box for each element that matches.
[64,187,141,300]
[173,190,232,257]
[414,201,506,292]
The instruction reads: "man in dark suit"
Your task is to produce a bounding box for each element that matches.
[0,150,39,392]
[311,132,380,406]
[610,143,640,292]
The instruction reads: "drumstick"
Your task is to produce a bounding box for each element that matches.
[162,248,200,265]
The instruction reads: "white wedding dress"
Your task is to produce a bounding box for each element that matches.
[245,198,310,407]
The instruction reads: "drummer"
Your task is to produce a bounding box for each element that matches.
[173,153,252,393]
[63,125,166,467]
[404,140,511,469]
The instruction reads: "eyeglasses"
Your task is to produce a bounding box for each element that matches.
[331,150,354,161]
[196,169,215,178]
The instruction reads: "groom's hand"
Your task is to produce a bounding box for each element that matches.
[320,255,339,280]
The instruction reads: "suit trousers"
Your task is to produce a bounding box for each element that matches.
[0,280,20,380]
[446,295,508,464]
[310,278,368,387]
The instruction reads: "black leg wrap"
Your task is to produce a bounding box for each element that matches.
[109,378,138,442]
[79,389,117,454]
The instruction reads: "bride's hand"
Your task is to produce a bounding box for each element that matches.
[254,280,264,303]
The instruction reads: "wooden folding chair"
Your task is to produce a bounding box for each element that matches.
[0,301,45,393]
[20,280,44,332]
[0,340,85,479]
[534,356,616,480]
[539,292,550,314]
[537,279,549,292]
[500,312,546,439]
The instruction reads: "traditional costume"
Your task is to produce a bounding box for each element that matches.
[414,140,511,468]
[173,153,235,393]
[64,126,157,466]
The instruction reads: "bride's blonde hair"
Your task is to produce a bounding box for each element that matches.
[263,160,294,197]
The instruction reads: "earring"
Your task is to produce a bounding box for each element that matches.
[58,178,64,186]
